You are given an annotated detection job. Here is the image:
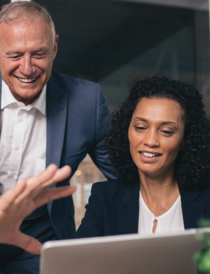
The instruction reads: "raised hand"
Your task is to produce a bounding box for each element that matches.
[0,164,76,254]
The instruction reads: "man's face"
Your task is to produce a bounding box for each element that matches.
[0,19,58,105]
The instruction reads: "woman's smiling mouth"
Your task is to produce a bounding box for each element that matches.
[140,151,162,158]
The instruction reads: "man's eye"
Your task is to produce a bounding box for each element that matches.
[33,53,45,59]
[10,56,20,59]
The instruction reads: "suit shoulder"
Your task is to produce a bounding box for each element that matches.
[180,183,210,205]
[200,184,210,202]
[94,179,126,188]
[92,179,130,200]
[51,70,100,93]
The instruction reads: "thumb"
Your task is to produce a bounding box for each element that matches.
[12,232,42,255]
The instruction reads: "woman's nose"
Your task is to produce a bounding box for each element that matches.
[144,129,160,147]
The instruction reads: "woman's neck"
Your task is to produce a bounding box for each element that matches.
[139,173,180,217]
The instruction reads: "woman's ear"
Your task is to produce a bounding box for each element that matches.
[180,139,185,150]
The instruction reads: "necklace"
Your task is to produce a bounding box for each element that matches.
[152,216,158,233]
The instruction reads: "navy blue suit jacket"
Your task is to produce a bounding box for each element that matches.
[0,70,117,240]
[76,179,210,238]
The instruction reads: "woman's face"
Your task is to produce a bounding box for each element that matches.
[128,97,185,178]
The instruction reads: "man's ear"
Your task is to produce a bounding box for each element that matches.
[53,34,59,58]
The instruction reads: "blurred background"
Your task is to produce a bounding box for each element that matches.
[5,0,210,227]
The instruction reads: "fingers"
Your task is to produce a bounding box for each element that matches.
[23,164,58,188]
[11,231,42,255]
[34,185,77,208]
[25,164,71,188]
[0,180,27,211]
[15,165,71,202]
[41,165,71,188]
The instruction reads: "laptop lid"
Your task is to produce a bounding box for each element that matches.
[40,228,210,274]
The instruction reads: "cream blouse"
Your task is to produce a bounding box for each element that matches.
[138,192,185,235]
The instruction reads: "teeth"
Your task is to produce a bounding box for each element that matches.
[141,152,159,158]
[18,77,37,83]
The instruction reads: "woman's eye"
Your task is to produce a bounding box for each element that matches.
[162,130,174,135]
[134,126,146,130]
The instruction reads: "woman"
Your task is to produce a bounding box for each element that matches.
[76,76,210,238]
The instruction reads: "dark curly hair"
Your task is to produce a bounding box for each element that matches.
[106,76,210,189]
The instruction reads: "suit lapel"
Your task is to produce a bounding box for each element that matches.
[46,73,68,169]
[179,186,205,229]
[45,74,68,214]
[117,182,207,234]
[118,181,139,235]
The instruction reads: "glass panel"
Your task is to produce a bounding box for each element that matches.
[100,26,195,111]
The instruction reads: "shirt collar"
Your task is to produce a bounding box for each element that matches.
[1,80,46,115]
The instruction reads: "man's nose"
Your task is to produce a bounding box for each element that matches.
[144,129,160,147]
[19,55,35,76]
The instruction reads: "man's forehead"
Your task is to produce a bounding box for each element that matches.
[0,19,54,44]
[0,22,54,54]
[5,47,49,55]
[0,17,51,32]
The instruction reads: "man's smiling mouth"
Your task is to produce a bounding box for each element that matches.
[15,76,39,83]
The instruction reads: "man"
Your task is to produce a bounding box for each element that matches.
[0,1,117,273]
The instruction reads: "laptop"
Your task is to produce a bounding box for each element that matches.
[40,228,210,274]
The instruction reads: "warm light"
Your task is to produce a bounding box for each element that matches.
[75,170,82,176]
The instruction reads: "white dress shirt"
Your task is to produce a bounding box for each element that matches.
[0,80,47,194]
[138,192,185,235]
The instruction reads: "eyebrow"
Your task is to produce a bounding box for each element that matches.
[4,51,22,56]
[132,117,178,127]
[5,47,49,56]
[31,47,49,54]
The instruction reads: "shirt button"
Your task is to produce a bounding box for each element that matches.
[0,183,4,196]
[9,173,14,178]
[15,146,19,150]
[19,118,23,122]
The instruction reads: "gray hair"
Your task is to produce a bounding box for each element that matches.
[0,1,56,39]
